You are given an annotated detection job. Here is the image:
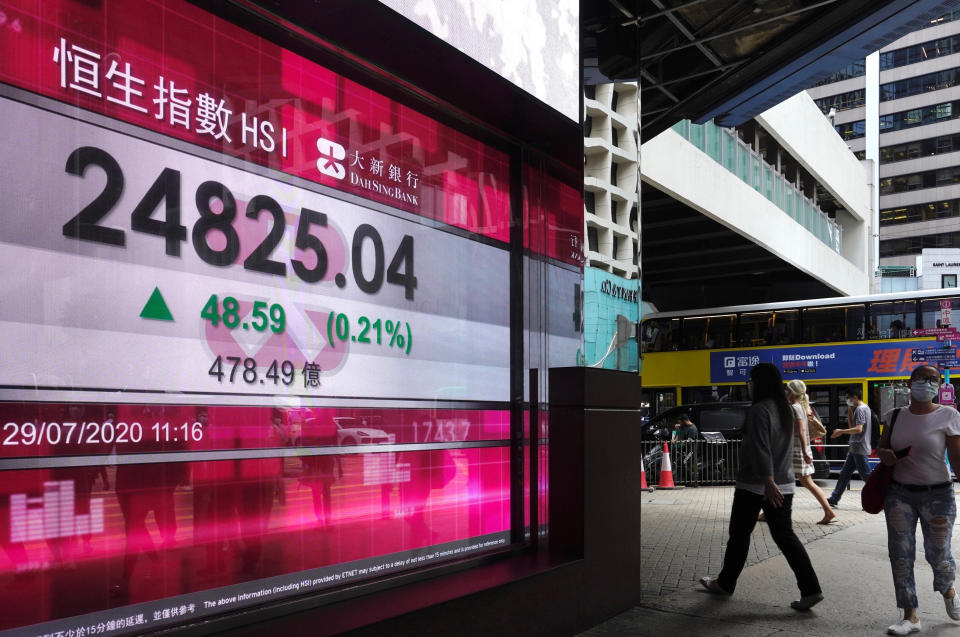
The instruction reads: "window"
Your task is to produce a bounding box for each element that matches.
[584,115,593,137]
[921,297,960,329]
[680,314,736,350]
[610,161,618,187]
[880,199,960,226]
[611,89,619,112]
[612,235,619,259]
[835,120,866,140]
[584,190,596,215]
[878,101,959,134]
[737,310,799,346]
[944,274,958,288]
[814,89,865,113]
[879,167,960,195]
[587,225,599,252]
[611,127,619,148]
[641,318,680,352]
[811,59,866,86]
[681,386,749,404]
[802,305,866,342]
[584,84,596,100]
[880,35,960,71]
[869,301,916,338]
[881,133,960,164]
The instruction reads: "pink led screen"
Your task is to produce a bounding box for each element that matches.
[0,0,511,242]
[0,404,511,634]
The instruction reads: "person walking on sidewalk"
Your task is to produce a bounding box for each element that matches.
[827,386,872,507]
[788,380,836,525]
[757,379,836,525]
[878,364,960,636]
[700,363,823,611]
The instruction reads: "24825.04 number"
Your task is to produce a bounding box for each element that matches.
[61,146,417,300]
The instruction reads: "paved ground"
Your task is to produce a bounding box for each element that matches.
[581,480,960,636]
[637,480,872,601]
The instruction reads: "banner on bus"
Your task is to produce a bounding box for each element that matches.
[709,339,940,383]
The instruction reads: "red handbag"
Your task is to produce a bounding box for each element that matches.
[861,408,901,514]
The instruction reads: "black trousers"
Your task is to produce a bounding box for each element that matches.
[717,488,821,597]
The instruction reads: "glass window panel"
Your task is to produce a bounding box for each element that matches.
[921,297,960,329]
[689,122,704,150]
[642,318,680,352]
[869,301,916,338]
[680,315,736,350]
[803,305,866,342]
[723,132,736,171]
[738,310,799,346]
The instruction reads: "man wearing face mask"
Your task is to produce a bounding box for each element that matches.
[826,386,873,508]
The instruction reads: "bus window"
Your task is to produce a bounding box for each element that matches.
[642,388,676,417]
[920,296,960,329]
[680,314,735,349]
[641,318,679,351]
[802,304,866,342]
[869,300,916,339]
[870,381,910,420]
[738,310,799,346]
[682,385,749,404]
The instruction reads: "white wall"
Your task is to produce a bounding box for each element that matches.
[755,92,871,223]
[642,128,871,297]
[377,0,579,121]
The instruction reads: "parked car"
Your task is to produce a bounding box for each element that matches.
[641,402,750,441]
[334,417,390,446]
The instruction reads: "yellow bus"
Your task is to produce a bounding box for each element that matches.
[640,288,960,471]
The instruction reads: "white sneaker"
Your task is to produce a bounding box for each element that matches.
[887,618,921,635]
[946,592,960,620]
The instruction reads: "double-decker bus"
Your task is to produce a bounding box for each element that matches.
[640,288,960,472]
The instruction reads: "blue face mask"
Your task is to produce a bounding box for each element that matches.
[910,380,939,402]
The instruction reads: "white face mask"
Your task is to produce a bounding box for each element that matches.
[910,380,939,403]
[845,399,855,407]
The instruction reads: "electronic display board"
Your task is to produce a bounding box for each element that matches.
[0,0,582,634]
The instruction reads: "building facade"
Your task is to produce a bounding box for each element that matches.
[807,8,960,289]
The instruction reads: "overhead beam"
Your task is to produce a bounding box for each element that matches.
[640,0,841,63]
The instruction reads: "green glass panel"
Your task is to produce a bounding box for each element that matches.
[724,134,736,172]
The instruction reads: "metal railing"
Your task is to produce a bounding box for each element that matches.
[642,439,742,487]
[671,119,843,254]
[642,440,871,488]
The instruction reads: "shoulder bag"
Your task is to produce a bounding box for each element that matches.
[807,409,827,440]
[861,408,901,514]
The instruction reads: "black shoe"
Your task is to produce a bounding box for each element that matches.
[791,593,824,611]
[827,499,838,508]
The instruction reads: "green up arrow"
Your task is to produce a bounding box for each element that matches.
[140,287,174,321]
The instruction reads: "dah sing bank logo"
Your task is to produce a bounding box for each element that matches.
[316,137,421,206]
[316,137,347,180]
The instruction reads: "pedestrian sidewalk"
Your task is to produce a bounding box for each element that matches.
[582,484,960,636]
[637,482,871,601]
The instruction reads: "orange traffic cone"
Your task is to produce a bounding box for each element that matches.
[641,455,654,492]
[657,442,680,489]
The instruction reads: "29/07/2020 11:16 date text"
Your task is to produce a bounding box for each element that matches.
[2,421,204,446]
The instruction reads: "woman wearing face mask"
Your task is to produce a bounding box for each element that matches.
[700,363,823,611]
[878,364,960,636]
